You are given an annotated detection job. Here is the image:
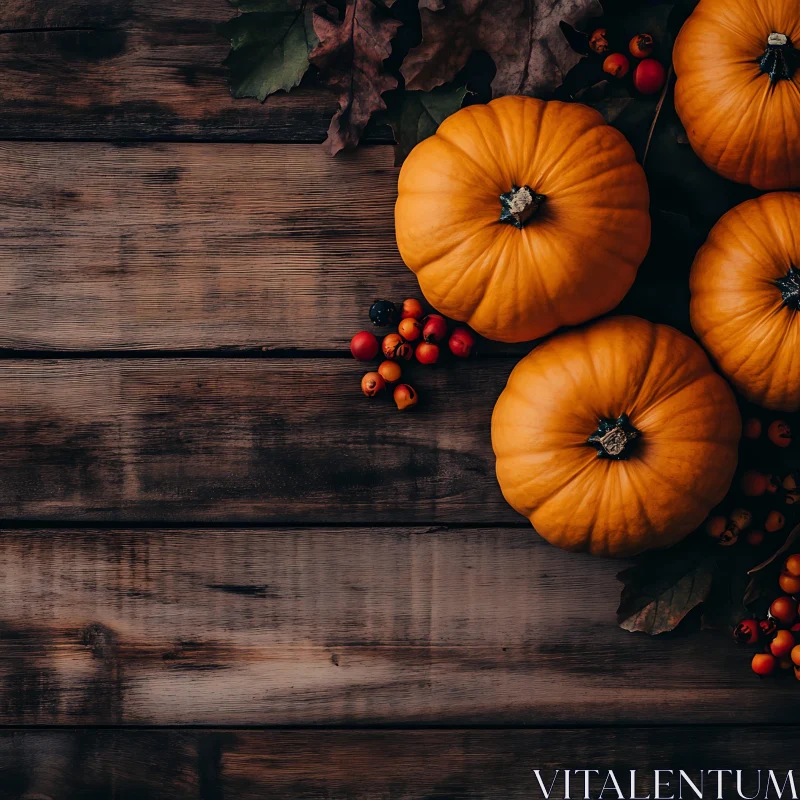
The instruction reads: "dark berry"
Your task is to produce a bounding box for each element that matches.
[369,300,398,327]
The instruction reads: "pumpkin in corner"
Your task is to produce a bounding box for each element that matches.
[491,316,741,557]
[394,96,651,343]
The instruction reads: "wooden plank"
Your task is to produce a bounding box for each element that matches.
[0,358,516,523]
[1,727,798,799]
[0,143,421,352]
[0,527,793,726]
[0,0,392,142]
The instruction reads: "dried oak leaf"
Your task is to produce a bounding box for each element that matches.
[310,0,401,154]
[379,86,467,165]
[617,537,716,635]
[402,0,602,97]
[221,0,319,101]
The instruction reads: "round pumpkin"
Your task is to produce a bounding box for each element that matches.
[690,192,800,410]
[394,96,650,343]
[673,0,800,190]
[491,316,741,557]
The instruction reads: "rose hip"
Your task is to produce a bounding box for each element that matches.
[398,317,422,342]
[416,341,440,365]
[768,420,792,447]
[382,333,412,361]
[361,372,385,398]
[378,360,401,384]
[770,596,797,627]
[350,331,379,361]
[422,314,448,343]
[400,298,424,320]
[449,327,476,358]
[393,384,418,410]
[752,653,776,676]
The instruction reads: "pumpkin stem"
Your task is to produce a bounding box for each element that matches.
[588,414,640,460]
[499,185,546,228]
[759,33,798,83]
[777,265,800,310]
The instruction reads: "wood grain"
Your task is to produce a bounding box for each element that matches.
[0,358,516,523]
[1,726,798,799]
[0,143,421,352]
[0,0,392,143]
[0,527,795,726]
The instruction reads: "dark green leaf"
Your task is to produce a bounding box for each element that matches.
[380,86,468,165]
[221,0,318,101]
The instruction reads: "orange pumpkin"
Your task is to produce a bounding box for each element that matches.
[491,316,741,557]
[394,96,650,343]
[690,192,800,411]
[673,0,800,190]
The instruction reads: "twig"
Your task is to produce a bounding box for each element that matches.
[642,64,673,166]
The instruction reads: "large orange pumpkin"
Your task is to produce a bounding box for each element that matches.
[491,316,741,557]
[394,96,650,343]
[690,192,800,411]
[673,0,800,190]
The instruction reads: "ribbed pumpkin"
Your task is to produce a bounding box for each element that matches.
[673,0,800,190]
[491,316,741,557]
[690,192,800,411]
[394,96,650,343]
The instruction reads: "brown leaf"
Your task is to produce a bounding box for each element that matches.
[310,0,401,154]
[617,537,717,635]
[402,0,601,97]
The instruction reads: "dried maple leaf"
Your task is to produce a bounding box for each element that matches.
[311,0,402,154]
[402,0,601,97]
[221,0,319,101]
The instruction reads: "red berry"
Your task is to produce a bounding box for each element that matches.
[449,327,476,358]
[768,420,792,447]
[741,470,768,496]
[416,341,440,365]
[771,629,795,658]
[792,644,800,666]
[779,572,800,595]
[350,331,379,361]
[746,529,764,546]
[603,53,630,78]
[752,653,776,676]
[743,417,762,440]
[633,58,666,94]
[770,596,797,627]
[733,619,760,645]
[400,298,424,320]
[629,33,654,58]
[382,333,412,361]
[759,618,777,638]
[393,384,418,410]
[361,372,385,398]
[398,317,422,342]
[422,314,448,344]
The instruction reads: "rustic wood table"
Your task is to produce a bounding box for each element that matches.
[0,2,796,798]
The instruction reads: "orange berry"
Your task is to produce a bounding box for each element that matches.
[752,653,776,676]
[792,644,800,666]
[629,33,654,58]
[765,510,785,532]
[589,27,609,55]
[400,298,424,320]
[770,596,797,627]
[603,53,630,78]
[768,420,792,447]
[382,333,412,361]
[785,554,800,577]
[741,470,768,496]
[397,317,422,342]
[771,629,795,658]
[360,372,385,398]
[415,341,440,365]
[779,572,800,595]
[377,360,401,384]
[743,417,762,439]
[393,384,418,411]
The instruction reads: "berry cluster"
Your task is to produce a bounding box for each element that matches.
[349,299,476,410]
[736,556,800,678]
[705,418,794,547]
[589,28,667,95]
